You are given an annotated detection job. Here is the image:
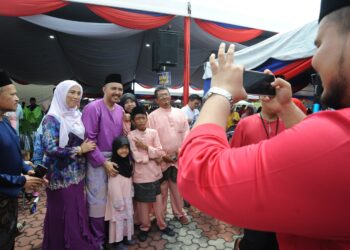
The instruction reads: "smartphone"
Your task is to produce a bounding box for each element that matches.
[34,164,48,178]
[243,70,275,96]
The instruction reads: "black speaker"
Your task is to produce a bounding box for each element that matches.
[152,30,179,71]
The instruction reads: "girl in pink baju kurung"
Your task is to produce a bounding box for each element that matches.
[105,136,134,250]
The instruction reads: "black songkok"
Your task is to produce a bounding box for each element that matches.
[319,0,350,22]
[0,70,12,87]
[104,74,122,85]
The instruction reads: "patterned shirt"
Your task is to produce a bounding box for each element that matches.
[42,115,85,190]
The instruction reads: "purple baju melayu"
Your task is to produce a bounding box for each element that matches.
[82,99,124,246]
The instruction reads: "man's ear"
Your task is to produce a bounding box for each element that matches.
[155,98,160,106]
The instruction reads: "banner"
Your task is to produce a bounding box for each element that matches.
[157,72,171,86]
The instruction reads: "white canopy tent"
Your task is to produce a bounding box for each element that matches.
[134,83,203,97]
[0,0,321,101]
[67,0,321,33]
[203,21,318,79]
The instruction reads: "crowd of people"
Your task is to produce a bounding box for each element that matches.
[1,1,349,250]
[0,72,198,250]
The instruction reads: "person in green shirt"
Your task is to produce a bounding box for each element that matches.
[21,97,43,134]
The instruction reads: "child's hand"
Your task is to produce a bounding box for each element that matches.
[133,138,148,151]
[123,113,131,122]
[154,157,163,165]
[162,154,177,163]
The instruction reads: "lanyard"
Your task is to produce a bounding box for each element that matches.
[259,113,279,139]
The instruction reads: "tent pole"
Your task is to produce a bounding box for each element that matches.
[183,16,190,105]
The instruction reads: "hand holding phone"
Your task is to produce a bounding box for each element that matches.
[243,70,275,96]
[34,164,48,178]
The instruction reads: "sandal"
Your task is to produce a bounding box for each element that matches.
[15,220,26,236]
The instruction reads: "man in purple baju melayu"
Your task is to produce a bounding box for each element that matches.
[82,74,124,249]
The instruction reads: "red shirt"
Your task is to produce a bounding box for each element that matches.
[178,109,350,250]
[230,114,285,147]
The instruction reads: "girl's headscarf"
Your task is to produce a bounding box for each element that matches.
[111,136,133,178]
[119,93,139,112]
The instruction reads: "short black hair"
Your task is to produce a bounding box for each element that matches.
[154,86,170,99]
[130,106,147,121]
[30,97,36,102]
[188,94,202,102]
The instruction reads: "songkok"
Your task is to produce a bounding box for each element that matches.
[0,70,12,87]
[319,0,350,22]
[104,74,122,85]
[130,106,147,120]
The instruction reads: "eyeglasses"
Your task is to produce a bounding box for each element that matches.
[157,93,170,98]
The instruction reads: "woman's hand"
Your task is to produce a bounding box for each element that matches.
[27,170,35,176]
[80,139,96,154]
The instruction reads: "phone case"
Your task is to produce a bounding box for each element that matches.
[243,70,275,96]
[34,164,48,178]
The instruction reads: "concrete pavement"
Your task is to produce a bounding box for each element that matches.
[15,192,242,250]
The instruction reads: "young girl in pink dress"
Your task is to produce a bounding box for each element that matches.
[105,136,135,250]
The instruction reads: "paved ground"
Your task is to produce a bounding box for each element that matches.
[15,192,243,250]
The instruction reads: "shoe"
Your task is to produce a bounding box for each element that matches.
[177,216,190,225]
[184,200,191,208]
[114,243,127,250]
[160,227,175,237]
[234,238,242,250]
[134,223,140,230]
[122,237,136,246]
[15,220,26,236]
[138,230,148,242]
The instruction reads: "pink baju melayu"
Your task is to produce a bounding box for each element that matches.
[128,128,167,231]
[148,107,189,219]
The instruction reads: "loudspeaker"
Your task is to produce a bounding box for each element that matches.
[152,30,179,71]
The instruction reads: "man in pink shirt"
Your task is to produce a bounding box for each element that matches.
[178,1,350,249]
[128,106,175,241]
[148,86,190,225]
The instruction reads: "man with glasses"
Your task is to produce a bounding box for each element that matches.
[148,86,190,225]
